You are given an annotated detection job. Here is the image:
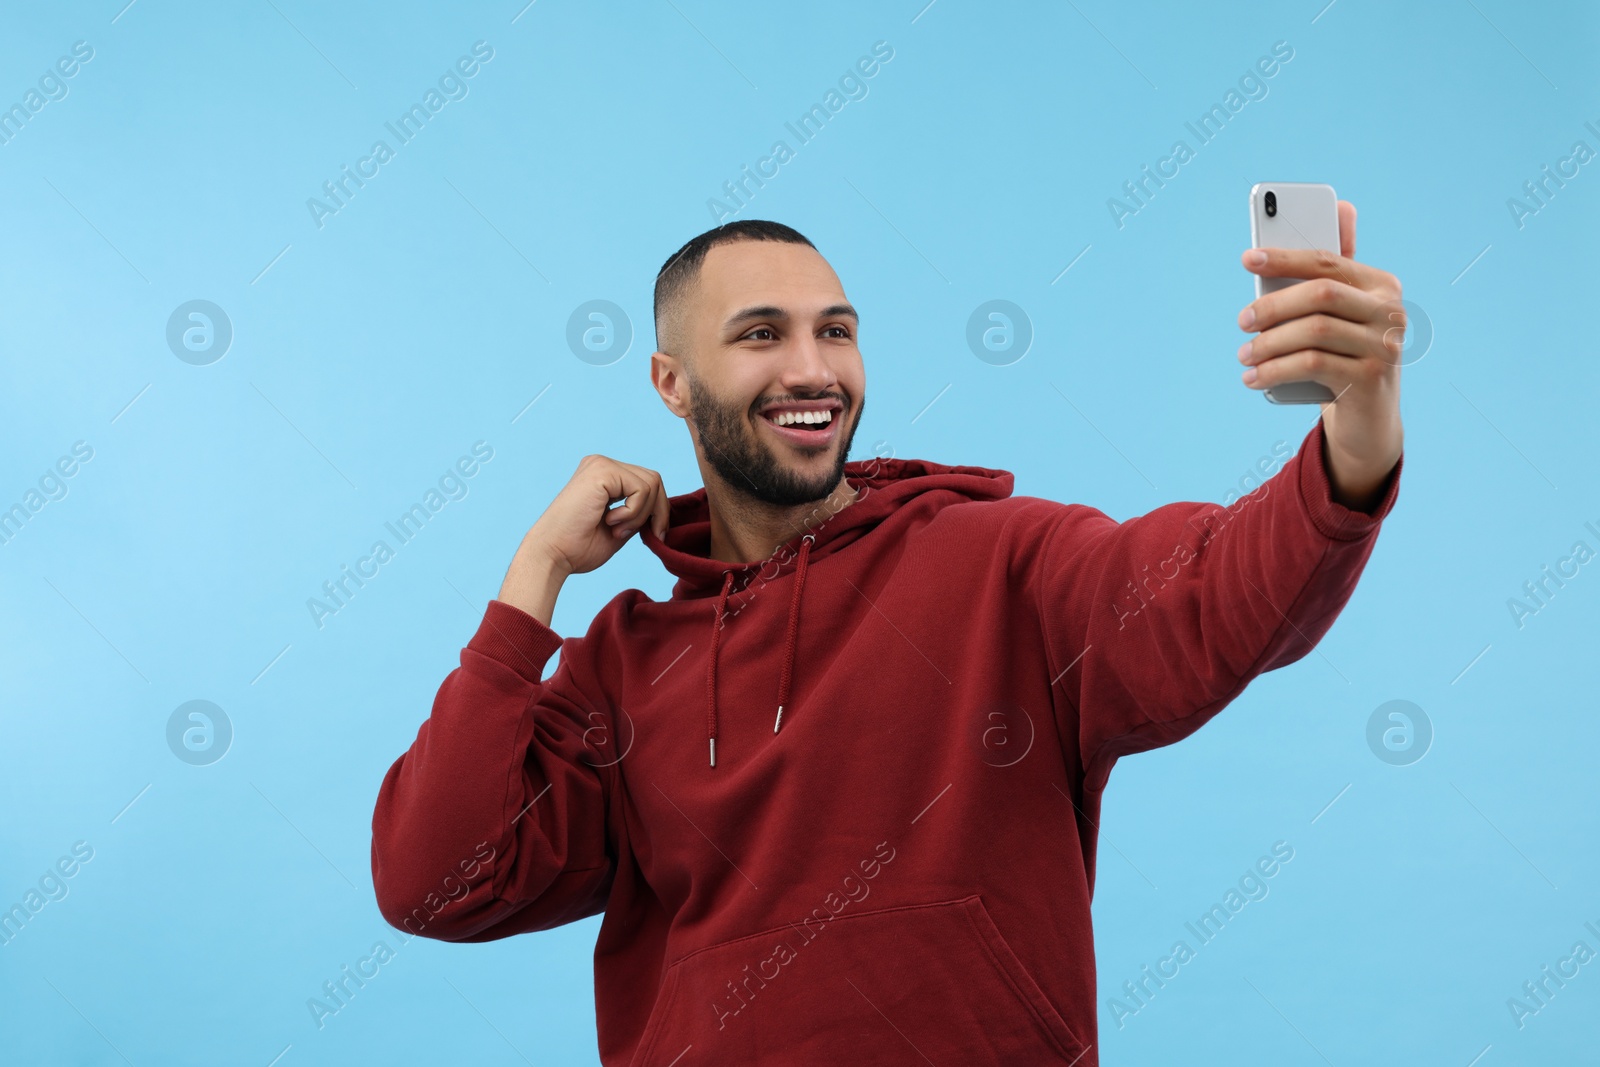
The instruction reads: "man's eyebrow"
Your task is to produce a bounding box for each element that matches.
[722,303,859,331]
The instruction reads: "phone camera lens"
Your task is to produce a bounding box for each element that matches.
[1264,191,1276,217]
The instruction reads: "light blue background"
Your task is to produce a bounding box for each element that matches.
[2,1,1596,1063]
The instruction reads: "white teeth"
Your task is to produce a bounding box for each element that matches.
[768,409,833,427]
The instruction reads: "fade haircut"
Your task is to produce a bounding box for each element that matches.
[652,220,816,359]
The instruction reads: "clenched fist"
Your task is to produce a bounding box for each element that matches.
[497,455,671,625]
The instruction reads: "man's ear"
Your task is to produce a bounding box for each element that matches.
[651,349,690,418]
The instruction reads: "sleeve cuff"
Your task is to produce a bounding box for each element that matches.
[466,599,565,683]
[1297,418,1403,541]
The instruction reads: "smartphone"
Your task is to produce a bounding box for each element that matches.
[1248,182,1339,404]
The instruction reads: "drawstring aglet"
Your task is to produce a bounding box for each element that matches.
[774,705,784,733]
[709,737,716,767]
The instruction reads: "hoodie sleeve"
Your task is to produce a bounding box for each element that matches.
[371,598,616,942]
[1037,418,1401,791]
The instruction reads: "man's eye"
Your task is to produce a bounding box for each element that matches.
[744,327,775,341]
[824,326,852,339]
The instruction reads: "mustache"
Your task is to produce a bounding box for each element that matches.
[748,393,851,416]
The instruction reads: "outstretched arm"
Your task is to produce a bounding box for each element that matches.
[1041,202,1406,790]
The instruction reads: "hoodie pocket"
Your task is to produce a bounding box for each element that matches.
[630,894,1087,1066]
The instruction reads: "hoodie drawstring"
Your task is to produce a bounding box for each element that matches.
[707,570,734,769]
[706,533,813,769]
[774,534,813,735]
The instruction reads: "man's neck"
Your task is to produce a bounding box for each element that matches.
[704,476,860,564]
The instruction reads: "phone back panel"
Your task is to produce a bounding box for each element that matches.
[1250,182,1339,298]
[1249,182,1339,403]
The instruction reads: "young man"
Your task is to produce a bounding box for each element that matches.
[371,217,1404,1065]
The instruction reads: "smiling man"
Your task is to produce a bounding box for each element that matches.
[371,217,1404,1065]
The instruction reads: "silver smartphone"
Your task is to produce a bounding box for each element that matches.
[1248,182,1339,404]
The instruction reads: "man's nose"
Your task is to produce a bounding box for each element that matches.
[782,335,837,392]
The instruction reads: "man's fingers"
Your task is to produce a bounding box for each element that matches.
[1240,314,1372,366]
[604,492,636,524]
[1242,348,1372,395]
[1241,276,1385,334]
[653,490,670,539]
[595,465,646,523]
[1338,199,1357,260]
[615,461,667,537]
[604,461,668,537]
[1241,245,1395,297]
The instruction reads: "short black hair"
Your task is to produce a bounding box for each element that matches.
[653,220,816,356]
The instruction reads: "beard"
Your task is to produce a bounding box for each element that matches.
[686,372,863,508]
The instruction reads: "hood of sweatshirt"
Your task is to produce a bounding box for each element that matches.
[638,456,1014,769]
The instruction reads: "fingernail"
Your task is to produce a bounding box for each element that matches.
[1237,341,1253,364]
[1245,250,1267,267]
[1238,306,1256,329]
[1242,367,1258,384]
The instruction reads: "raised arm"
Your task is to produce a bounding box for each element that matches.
[370,454,670,941]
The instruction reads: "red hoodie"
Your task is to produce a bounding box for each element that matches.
[371,417,1400,1065]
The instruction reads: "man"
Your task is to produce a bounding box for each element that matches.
[371,216,1403,1065]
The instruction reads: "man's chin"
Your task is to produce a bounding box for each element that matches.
[752,440,846,504]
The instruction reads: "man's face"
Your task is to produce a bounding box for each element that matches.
[658,240,867,507]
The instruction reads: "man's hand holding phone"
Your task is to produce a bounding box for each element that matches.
[1238,199,1405,514]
